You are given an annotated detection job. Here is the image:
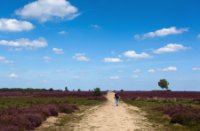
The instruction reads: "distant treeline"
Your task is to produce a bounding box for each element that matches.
[0,88,61,92]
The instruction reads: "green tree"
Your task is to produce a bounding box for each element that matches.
[49,88,54,91]
[94,87,101,96]
[78,89,81,92]
[65,86,69,92]
[158,79,169,90]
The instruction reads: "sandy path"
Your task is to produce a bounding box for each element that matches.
[72,92,154,131]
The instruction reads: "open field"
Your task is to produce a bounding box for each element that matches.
[1,90,200,131]
[0,90,106,131]
[119,91,200,131]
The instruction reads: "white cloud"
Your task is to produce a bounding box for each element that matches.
[0,56,13,64]
[104,58,122,63]
[91,24,101,29]
[133,69,141,73]
[0,18,34,32]
[109,75,119,80]
[8,48,23,52]
[197,34,200,39]
[111,51,115,55]
[135,27,188,39]
[9,73,19,78]
[148,69,156,73]
[43,56,51,62]
[42,80,48,84]
[192,67,200,71]
[16,0,79,22]
[73,75,80,79]
[52,48,64,54]
[73,53,90,61]
[58,30,68,35]
[148,66,177,73]
[0,38,47,49]
[161,66,177,72]
[123,50,150,59]
[132,75,139,78]
[153,43,188,54]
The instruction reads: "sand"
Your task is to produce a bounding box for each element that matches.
[72,92,154,131]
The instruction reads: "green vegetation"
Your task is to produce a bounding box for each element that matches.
[0,96,103,109]
[93,87,101,96]
[0,90,107,130]
[0,88,57,92]
[124,99,200,131]
[65,86,69,92]
[158,79,169,90]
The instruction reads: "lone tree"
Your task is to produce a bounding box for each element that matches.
[49,88,54,91]
[94,87,101,96]
[65,86,69,92]
[158,79,169,90]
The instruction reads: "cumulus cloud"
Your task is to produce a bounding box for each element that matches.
[197,34,200,39]
[148,66,177,73]
[104,58,122,63]
[153,43,189,54]
[192,67,200,71]
[133,69,141,73]
[0,18,34,32]
[73,75,80,79]
[135,27,188,39]
[0,56,13,64]
[90,24,101,29]
[8,48,23,52]
[9,73,19,78]
[123,50,150,59]
[52,48,64,54]
[0,38,47,49]
[132,75,139,78]
[58,30,68,35]
[148,69,156,73]
[43,56,51,62]
[109,75,119,80]
[42,80,48,84]
[161,66,177,72]
[73,53,90,61]
[16,0,79,22]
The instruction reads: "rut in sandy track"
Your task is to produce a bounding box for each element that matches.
[71,92,154,131]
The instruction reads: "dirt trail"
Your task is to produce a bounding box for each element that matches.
[72,92,154,131]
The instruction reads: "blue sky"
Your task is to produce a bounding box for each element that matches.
[0,0,200,91]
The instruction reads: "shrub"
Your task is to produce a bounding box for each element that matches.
[65,86,69,92]
[0,104,77,130]
[58,105,74,113]
[94,87,101,96]
[158,79,169,90]
[0,125,20,131]
[156,106,200,127]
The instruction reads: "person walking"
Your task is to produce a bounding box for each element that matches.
[114,93,119,106]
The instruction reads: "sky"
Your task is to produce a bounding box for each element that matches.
[0,0,200,91]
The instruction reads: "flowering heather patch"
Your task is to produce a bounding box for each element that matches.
[156,105,200,127]
[0,104,78,131]
[118,91,200,100]
[120,91,200,130]
[0,91,107,97]
[0,90,107,130]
